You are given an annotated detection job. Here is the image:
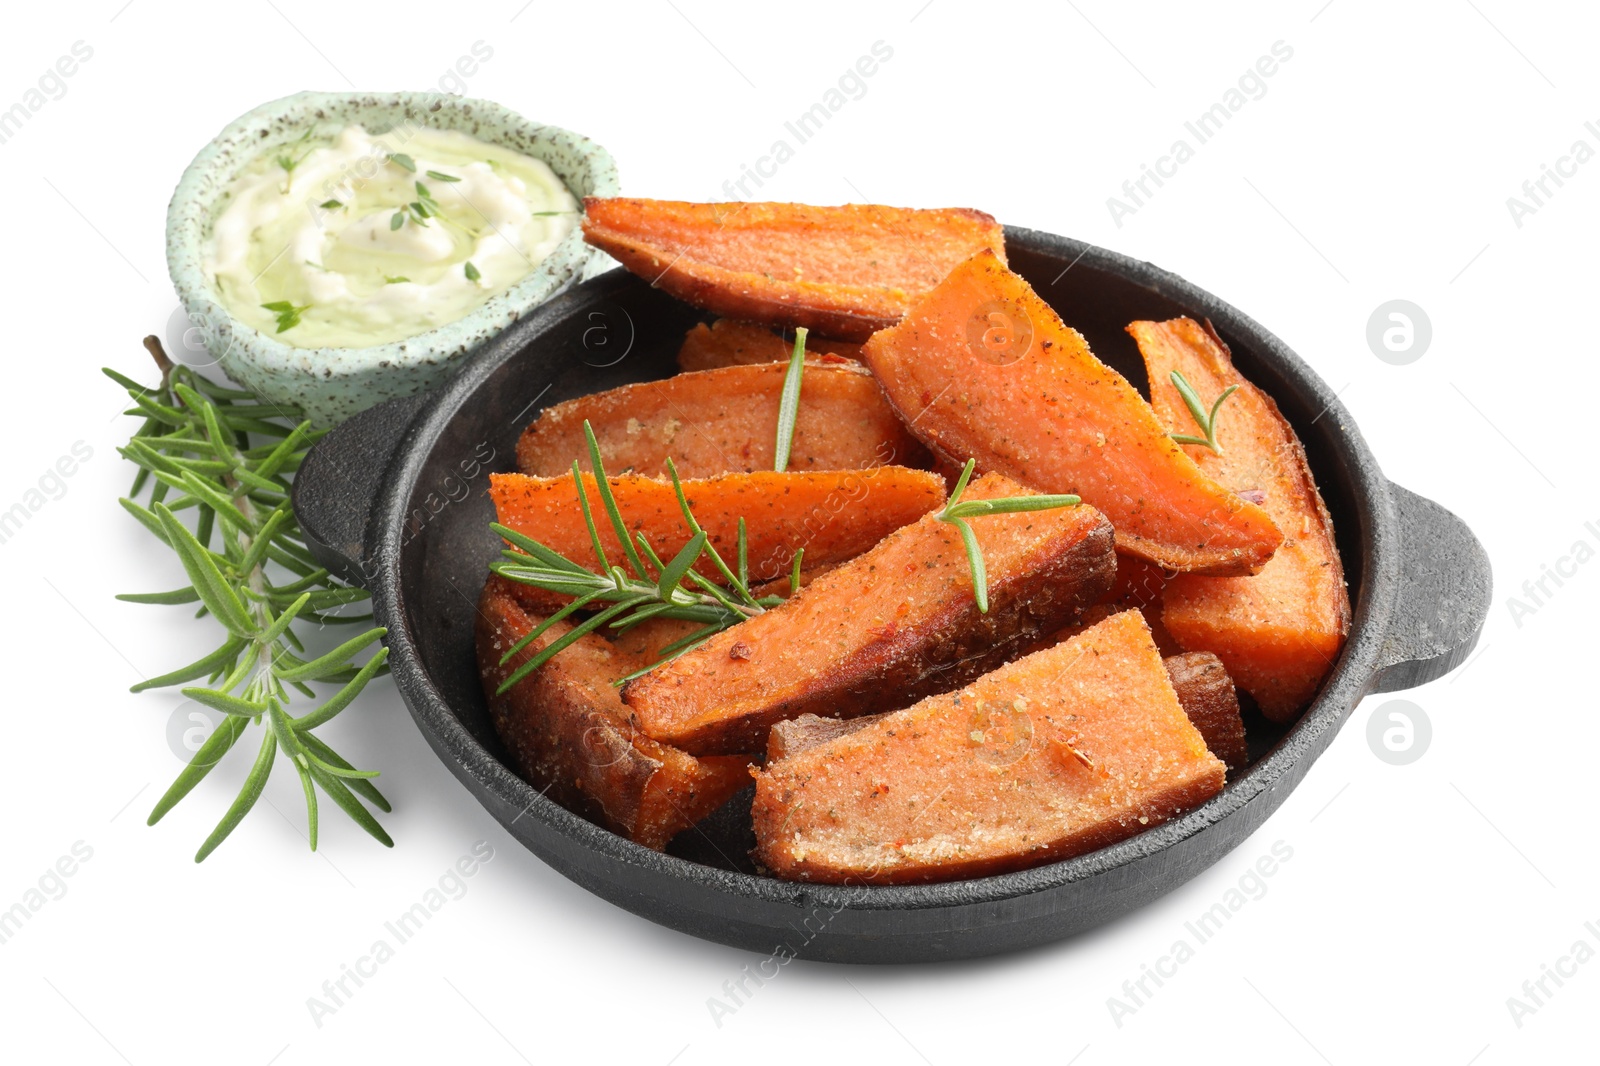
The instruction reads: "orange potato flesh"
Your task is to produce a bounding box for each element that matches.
[582,198,1007,342]
[769,650,1249,774]
[475,578,750,850]
[489,467,946,610]
[1128,317,1350,719]
[861,250,1283,576]
[622,473,1116,756]
[678,319,863,373]
[751,611,1226,884]
[515,361,928,479]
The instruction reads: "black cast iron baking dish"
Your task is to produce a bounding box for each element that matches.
[292,226,1491,963]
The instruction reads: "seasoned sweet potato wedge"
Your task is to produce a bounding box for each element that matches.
[1164,651,1249,774]
[751,611,1226,884]
[622,473,1115,755]
[1129,317,1350,719]
[582,199,1007,342]
[768,650,1249,774]
[475,577,750,850]
[862,250,1283,576]
[678,319,863,373]
[490,467,946,609]
[516,361,928,478]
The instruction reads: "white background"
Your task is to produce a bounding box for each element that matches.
[1,1,1594,1062]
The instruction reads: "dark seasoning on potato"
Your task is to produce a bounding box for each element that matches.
[475,199,1349,882]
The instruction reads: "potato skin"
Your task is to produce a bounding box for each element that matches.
[769,652,1251,776]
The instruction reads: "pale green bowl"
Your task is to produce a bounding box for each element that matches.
[166,91,620,426]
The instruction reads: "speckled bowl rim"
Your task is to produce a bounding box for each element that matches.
[165,90,620,388]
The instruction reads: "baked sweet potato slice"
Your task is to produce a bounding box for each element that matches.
[516,361,928,478]
[475,577,750,850]
[1164,651,1249,774]
[769,650,1248,774]
[1129,317,1350,719]
[751,611,1226,884]
[490,467,945,610]
[582,198,1007,342]
[861,250,1283,576]
[678,319,863,372]
[622,473,1115,755]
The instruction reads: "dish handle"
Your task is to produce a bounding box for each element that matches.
[292,393,431,589]
[1369,482,1493,693]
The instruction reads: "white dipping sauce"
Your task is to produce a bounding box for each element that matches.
[204,124,579,348]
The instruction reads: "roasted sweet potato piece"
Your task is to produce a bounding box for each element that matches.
[677,319,863,372]
[770,650,1248,774]
[751,611,1226,884]
[622,473,1115,755]
[516,361,928,478]
[475,577,750,850]
[1164,651,1249,774]
[490,467,945,610]
[582,199,1007,342]
[861,250,1283,576]
[1129,317,1350,719]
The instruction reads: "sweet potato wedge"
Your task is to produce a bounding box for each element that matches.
[1164,651,1249,774]
[622,473,1116,755]
[582,199,1007,342]
[1129,317,1350,719]
[751,610,1226,884]
[861,250,1283,576]
[516,361,928,478]
[769,650,1248,774]
[490,466,946,609]
[678,319,863,372]
[475,577,750,850]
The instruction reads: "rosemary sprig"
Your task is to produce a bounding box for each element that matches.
[1168,370,1239,455]
[110,338,391,862]
[773,327,808,473]
[490,421,779,688]
[937,459,1081,614]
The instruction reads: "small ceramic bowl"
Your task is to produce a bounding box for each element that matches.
[166,91,620,426]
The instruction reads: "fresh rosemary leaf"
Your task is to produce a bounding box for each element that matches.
[1168,370,1239,454]
[583,422,649,580]
[147,715,249,826]
[276,627,387,683]
[773,327,808,473]
[194,728,277,863]
[307,764,393,847]
[181,687,269,717]
[657,531,707,599]
[952,517,988,614]
[298,731,391,812]
[291,648,390,732]
[116,587,202,606]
